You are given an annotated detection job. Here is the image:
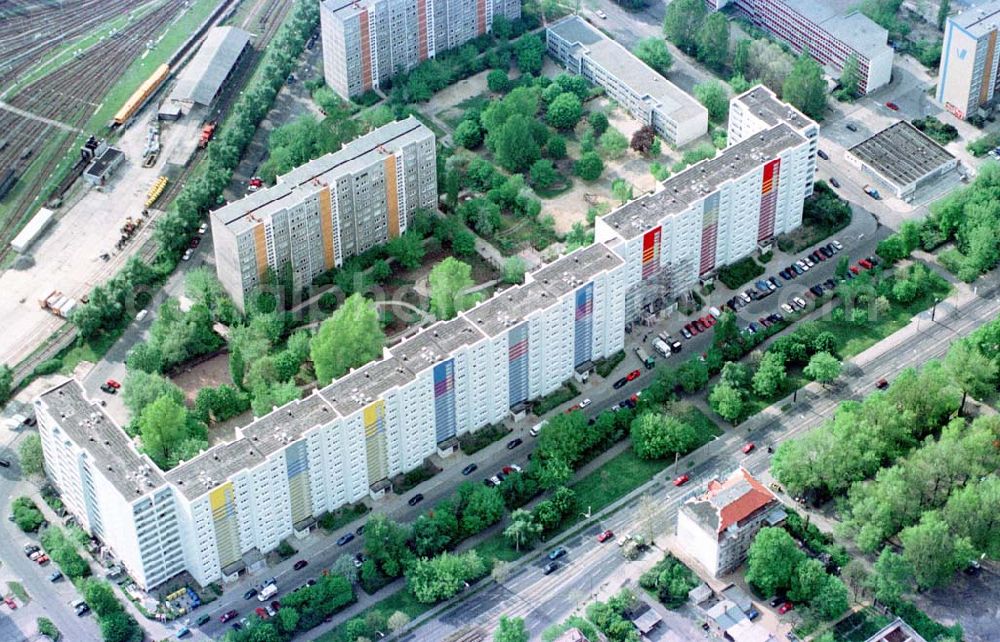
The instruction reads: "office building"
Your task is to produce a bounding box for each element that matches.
[595,87,815,319]
[707,0,893,95]
[676,468,786,576]
[846,121,959,199]
[938,1,1000,120]
[546,16,708,146]
[36,244,626,589]
[321,0,522,98]
[211,117,437,311]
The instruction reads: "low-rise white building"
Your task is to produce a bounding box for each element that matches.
[676,468,785,576]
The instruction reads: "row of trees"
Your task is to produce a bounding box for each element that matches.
[926,162,1000,281]
[224,572,355,642]
[81,579,143,642]
[40,525,91,580]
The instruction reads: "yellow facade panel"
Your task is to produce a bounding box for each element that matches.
[319,186,336,269]
[385,155,400,239]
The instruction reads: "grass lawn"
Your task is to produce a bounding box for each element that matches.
[317,503,370,533]
[59,327,126,375]
[438,94,490,129]
[7,581,30,604]
[473,531,528,564]
[315,589,430,642]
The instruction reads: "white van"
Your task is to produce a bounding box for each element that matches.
[653,339,671,358]
[530,420,547,437]
[257,583,278,602]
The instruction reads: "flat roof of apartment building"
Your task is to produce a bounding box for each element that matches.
[528,242,624,297]
[212,117,430,235]
[389,316,486,369]
[847,121,956,188]
[37,379,166,498]
[548,16,705,124]
[951,1,1000,36]
[733,86,815,132]
[781,0,890,55]
[602,123,805,239]
[321,0,374,20]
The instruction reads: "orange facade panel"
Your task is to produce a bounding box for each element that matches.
[417,0,429,61]
[360,11,373,92]
[319,186,336,269]
[385,155,400,239]
[982,31,998,107]
[253,224,268,278]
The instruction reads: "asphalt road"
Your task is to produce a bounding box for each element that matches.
[405,271,1000,641]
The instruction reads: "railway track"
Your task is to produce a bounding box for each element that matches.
[0,0,191,263]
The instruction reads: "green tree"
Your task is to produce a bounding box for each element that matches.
[364,513,413,578]
[588,111,609,136]
[387,611,411,632]
[783,51,827,120]
[122,370,185,421]
[745,527,805,596]
[502,257,526,284]
[310,293,385,385]
[938,0,951,30]
[634,38,673,76]
[12,497,44,532]
[229,344,246,389]
[677,358,709,393]
[804,351,841,387]
[694,79,729,122]
[612,179,633,204]
[18,433,44,477]
[709,382,744,424]
[0,364,13,406]
[599,129,629,159]
[546,135,567,159]
[943,340,997,413]
[461,484,505,535]
[487,69,511,93]
[574,152,604,181]
[454,120,484,149]
[504,509,542,551]
[495,616,529,642]
[662,0,706,55]
[839,54,861,98]
[530,159,560,189]
[630,413,699,459]
[546,93,584,130]
[813,576,850,620]
[494,114,541,172]
[695,12,730,71]
[732,39,751,75]
[277,606,300,632]
[870,546,911,606]
[387,231,426,269]
[753,352,787,397]
[429,257,479,320]
[900,511,975,589]
[407,550,487,603]
[515,34,545,75]
[138,396,191,468]
[789,558,828,603]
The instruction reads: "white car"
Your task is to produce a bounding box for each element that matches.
[198,223,208,234]
[795,260,810,272]
[831,239,843,250]
[793,297,807,309]
[135,309,148,322]
[182,248,193,261]
[596,9,607,18]
[804,257,815,268]
[781,303,794,314]
[709,306,722,318]
[579,398,592,408]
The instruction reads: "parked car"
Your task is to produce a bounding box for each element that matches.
[673,474,690,486]
[182,248,194,261]
[858,258,873,270]
[543,562,559,574]
[779,602,795,614]
[595,9,607,18]
[826,242,839,254]
[866,255,880,267]
[105,379,121,389]
[597,529,614,543]
[506,438,523,450]
[845,122,858,132]
[196,614,211,626]
[819,246,833,258]
[579,398,592,408]
[831,239,843,250]
[769,276,782,289]
[875,378,889,390]
[293,559,309,571]
[243,589,258,601]
[23,545,38,556]
[35,554,49,565]
[781,303,794,314]
[408,493,425,506]
[709,306,722,318]
[255,607,269,619]
[336,533,355,546]
[220,610,238,623]
[135,309,148,322]
[795,260,809,272]
[548,546,568,560]
[742,442,755,454]
[48,571,63,582]
[829,177,840,188]
[99,383,116,394]
[824,279,837,290]
[613,377,628,389]
[885,101,899,111]
[680,327,692,340]
[809,285,825,297]
[793,297,807,309]
[769,595,786,608]
[817,149,829,160]
[462,463,478,476]
[198,223,208,235]
[502,464,522,474]
[189,236,201,249]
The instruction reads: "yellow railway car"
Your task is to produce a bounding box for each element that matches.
[113,63,170,126]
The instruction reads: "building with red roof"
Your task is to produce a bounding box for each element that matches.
[676,468,786,576]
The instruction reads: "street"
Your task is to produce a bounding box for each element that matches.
[403,271,1000,641]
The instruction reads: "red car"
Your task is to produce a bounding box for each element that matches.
[849,265,860,275]
[35,554,50,565]
[220,610,238,623]
[705,315,717,327]
[189,236,201,249]
[270,601,281,611]
[105,379,121,389]
[885,101,899,111]
[742,442,755,454]
[3,596,16,609]
[858,259,873,270]
[673,474,690,487]
[778,602,794,614]
[597,529,615,543]
[565,404,580,414]
[875,378,889,390]
[255,607,269,619]
[626,369,641,382]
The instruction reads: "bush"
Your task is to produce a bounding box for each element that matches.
[594,351,626,378]
[966,131,1000,156]
[574,152,604,181]
[459,423,510,454]
[911,116,958,145]
[41,526,91,579]
[37,617,60,641]
[12,497,45,532]
[639,554,698,608]
[276,540,297,559]
[531,382,580,415]
[33,358,63,376]
[717,256,765,289]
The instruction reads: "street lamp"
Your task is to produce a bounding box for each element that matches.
[931,297,940,321]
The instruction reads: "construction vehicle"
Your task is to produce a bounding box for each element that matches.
[39,290,78,318]
[198,122,216,149]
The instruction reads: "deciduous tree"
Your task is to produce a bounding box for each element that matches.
[695,12,730,71]
[694,79,729,122]
[494,616,529,642]
[429,258,479,320]
[310,294,385,385]
[634,38,673,76]
[783,51,827,120]
[546,93,584,130]
[745,527,805,596]
[662,0,706,55]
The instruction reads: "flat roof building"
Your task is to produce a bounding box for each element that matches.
[321,0,521,99]
[864,618,928,642]
[708,0,893,95]
[211,116,437,311]
[676,468,786,576]
[845,121,959,199]
[938,1,1000,119]
[546,16,708,146]
[169,26,251,108]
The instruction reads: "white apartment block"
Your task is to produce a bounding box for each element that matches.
[546,16,708,147]
[938,1,1000,120]
[321,0,522,98]
[211,117,436,311]
[707,0,893,95]
[36,244,627,590]
[595,86,815,319]
[676,468,786,576]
